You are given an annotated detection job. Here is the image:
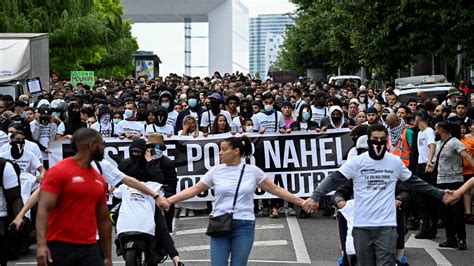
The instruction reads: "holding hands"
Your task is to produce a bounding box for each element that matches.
[302,198,319,213]
[442,189,461,205]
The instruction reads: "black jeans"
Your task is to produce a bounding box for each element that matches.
[154,209,179,258]
[416,165,439,232]
[48,241,104,266]
[437,182,466,240]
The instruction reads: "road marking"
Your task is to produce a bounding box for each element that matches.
[177,240,288,252]
[175,224,284,235]
[286,216,311,264]
[405,234,453,266]
[425,248,452,266]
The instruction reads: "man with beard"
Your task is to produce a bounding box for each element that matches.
[302,124,448,266]
[385,113,413,167]
[36,128,112,266]
[427,121,474,250]
[55,102,87,140]
[175,90,203,134]
[145,106,174,136]
[0,131,45,180]
[200,92,233,134]
[90,106,114,138]
[225,95,240,119]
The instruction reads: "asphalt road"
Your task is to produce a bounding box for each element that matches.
[10,209,474,265]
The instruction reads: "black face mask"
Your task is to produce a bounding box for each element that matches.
[130,154,141,163]
[332,116,342,123]
[69,110,81,120]
[210,101,221,116]
[435,133,441,141]
[367,139,387,160]
[40,116,50,125]
[10,140,26,159]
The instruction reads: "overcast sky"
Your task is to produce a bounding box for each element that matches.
[130,0,296,77]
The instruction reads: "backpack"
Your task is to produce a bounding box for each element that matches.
[0,158,24,261]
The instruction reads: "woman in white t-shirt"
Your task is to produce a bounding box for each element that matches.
[164,136,304,266]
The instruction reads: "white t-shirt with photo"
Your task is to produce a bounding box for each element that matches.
[200,163,266,221]
[115,120,145,136]
[311,106,328,125]
[0,151,41,175]
[0,163,20,217]
[252,111,285,132]
[200,110,234,130]
[1,140,43,163]
[145,124,174,135]
[417,127,436,164]
[339,152,412,227]
[114,181,162,236]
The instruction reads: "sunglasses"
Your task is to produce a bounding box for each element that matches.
[147,144,164,150]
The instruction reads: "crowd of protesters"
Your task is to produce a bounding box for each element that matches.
[0,70,473,265]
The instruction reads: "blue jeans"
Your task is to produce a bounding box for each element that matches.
[210,219,255,266]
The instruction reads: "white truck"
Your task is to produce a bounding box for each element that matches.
[0,33,49,99]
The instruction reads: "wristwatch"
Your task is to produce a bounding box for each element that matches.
[153,194,160,199]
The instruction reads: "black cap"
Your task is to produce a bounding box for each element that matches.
[129,138,147,153]
[38,105,51,116]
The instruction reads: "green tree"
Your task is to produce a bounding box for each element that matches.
[277,0,474,80]
[0,0,138,79]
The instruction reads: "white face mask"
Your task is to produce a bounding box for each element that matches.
[264,104,273,112]
[245,125,253,132]
[359,97,365,102]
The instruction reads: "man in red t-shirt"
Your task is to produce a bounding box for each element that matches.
[36,128,112,266]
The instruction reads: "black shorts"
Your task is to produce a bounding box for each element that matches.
[464,174,473,182]
[48,241,104,266]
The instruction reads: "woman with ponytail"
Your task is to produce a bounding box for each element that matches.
[162,135,304,266]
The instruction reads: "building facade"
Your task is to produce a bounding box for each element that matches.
[249,14,294,77]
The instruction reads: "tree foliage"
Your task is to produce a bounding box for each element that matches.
[276,0,474,80]
[0,0,138,78]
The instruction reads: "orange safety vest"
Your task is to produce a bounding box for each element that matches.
[388,128,411,166]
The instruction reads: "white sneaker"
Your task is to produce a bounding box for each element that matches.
[278,207,286,214]
[188,210,195,217]
[288,207,296,216]
[179,208,187,217]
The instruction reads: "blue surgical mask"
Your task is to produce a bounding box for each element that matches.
[161,102,170,109]
[188,98,198,108]
[152,149,163,159]
[113,119,121,125]
[124,109,133,119]
[302,112,311,121]
[52,111,61,117]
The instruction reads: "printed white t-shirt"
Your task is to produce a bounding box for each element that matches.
[200,110,234,130]
[92,160,125,187]
[115,120,145,136]
[1,140,43,163]
[0,163,19,217]
[200,163,266,221]
[251,111,285,132]
[114,181,162,236]
[417,127,436,164]
[339,152,412,227]
[167,110,179,128]
[20,173,38,219]
[311,106,328,125]
[0,151,41,175]
[145,124,174,135]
